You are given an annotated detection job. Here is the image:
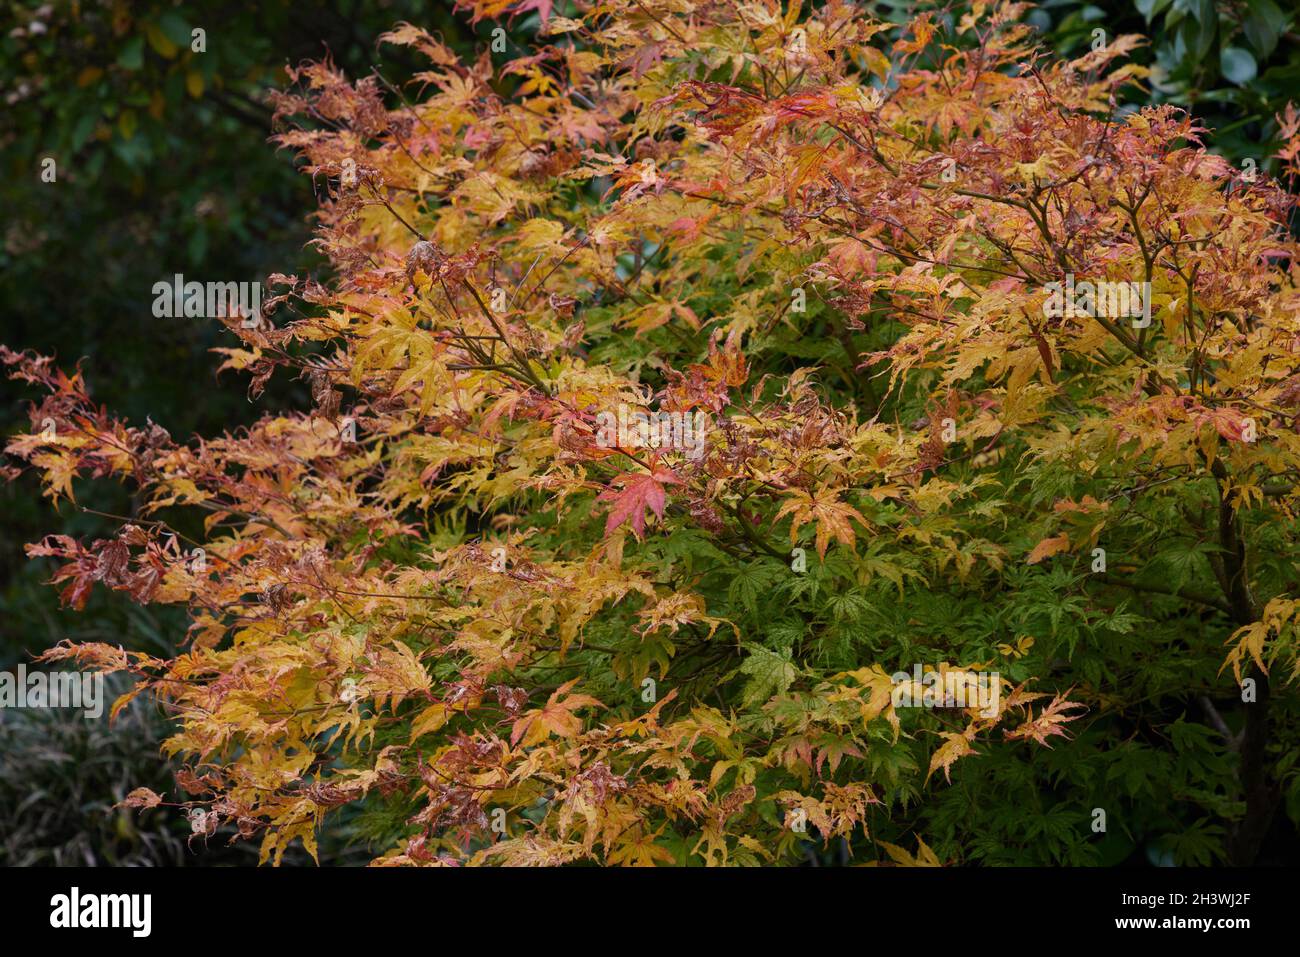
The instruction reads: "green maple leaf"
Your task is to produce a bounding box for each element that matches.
[738,646,799,709]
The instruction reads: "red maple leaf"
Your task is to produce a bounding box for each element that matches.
[620,41,668,78]
[510,0,553,24]
[596,467,681,538]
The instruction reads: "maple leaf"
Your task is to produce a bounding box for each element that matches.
[596,467,681,539]
[462,0,553,26]
[876,836,942,867]
[1005,694,1087,747]
[926,730,977,784]
[510,680,604,748]
[510,0,553,24]
[835,665,902,740]
[738,646,798,708]
[775,485,869,559]
[619,40,669,79]
[1026,533,1070,564]
[814,735,865,776]
[30,450,77,504]
[607,827,677,866]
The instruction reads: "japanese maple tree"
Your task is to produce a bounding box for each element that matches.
[6,0,1300,866]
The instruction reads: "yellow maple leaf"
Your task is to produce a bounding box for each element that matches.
[926,729,976,783]
[876,835,942,866]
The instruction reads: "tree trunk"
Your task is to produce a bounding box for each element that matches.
[1226,668,1279,866]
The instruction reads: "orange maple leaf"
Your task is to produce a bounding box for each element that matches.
[1005,693,1087,748]
[510,680,604,748]
[1026,533,1070,564]
[775,485,868,559]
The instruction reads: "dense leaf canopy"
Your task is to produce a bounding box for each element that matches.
[6,0,1300,866]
